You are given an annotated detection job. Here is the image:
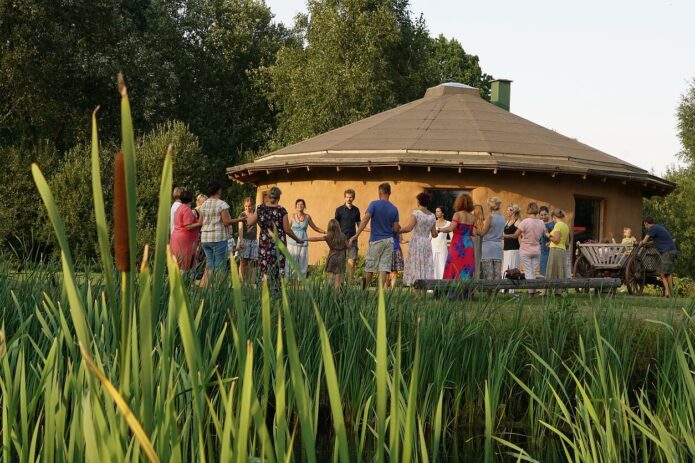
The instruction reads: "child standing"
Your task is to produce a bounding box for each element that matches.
[621,227,637,247]
[308,219,348,289]
[388,231,405,289]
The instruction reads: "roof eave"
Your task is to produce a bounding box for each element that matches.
[226,160,675,194]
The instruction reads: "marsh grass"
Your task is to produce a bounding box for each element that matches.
[0,76,693,461]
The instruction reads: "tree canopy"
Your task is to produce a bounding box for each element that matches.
[269,0,491,145]
[644,78,695,277]
[0,0,493,262]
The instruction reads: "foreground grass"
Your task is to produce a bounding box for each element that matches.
[2,261,694,462]
[3,80,691,462]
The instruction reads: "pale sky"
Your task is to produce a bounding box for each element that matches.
[265,0,694,175]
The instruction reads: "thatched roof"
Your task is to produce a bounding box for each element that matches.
[227,83,674,193]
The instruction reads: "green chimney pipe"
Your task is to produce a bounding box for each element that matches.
[491,79,512,111]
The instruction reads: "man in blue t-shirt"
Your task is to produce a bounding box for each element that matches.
[641,217,677,298]
[349,183,400,288]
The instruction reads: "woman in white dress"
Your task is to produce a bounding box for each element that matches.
[430,206,451,279]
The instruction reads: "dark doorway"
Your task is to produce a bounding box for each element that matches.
[573,196,603,244]
[425,189,471,219]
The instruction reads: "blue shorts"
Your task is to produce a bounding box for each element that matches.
[202,240,228,270]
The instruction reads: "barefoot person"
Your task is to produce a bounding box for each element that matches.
[641,217,677,298]
[307,219,348,289]
[335,189,361,280]
[389,232,404,289]
[349,183,400,288]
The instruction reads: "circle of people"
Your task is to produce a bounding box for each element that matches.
[168,181,595,290]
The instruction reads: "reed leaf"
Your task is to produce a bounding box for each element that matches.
[151,148,173,322]
[90,107,115,302]
[79,343,160,463]
[235,341,254,463]
[280,283,317,463]
[314,306,350,463]
[32,164,93,356]
[375,284,387,463]
[401,332,420,463]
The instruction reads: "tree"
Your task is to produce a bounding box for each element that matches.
[268,0,492,146]
[0,0,125,149]
[426,35,491,99]
[47,121,206,264]
[0,143,56,260]
[644,79,695,276]
[676,78,695,164]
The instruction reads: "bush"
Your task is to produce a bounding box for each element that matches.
[0,143,57,263]
[46,121,208,264]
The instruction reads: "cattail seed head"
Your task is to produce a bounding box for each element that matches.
[117,73,128,99]
[114,151,130,272]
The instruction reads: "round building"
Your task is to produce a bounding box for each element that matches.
[228,81,674,265]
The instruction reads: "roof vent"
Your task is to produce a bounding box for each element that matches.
[424,82,480,98]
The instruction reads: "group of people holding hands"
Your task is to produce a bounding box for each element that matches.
[169,180,676,296]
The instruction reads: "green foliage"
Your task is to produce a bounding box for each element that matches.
[0,0,286,165]
[46,121,205,264]
[268,0,491,146]
[644,79,695,276]
[426,35,492,99]
[644,166,695,276]
[677,78,695,164]
[0,143,56,259]
[0,0,125,148]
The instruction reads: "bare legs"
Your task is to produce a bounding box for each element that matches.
[327,272,344,289]
[662,273,673,298]
[389,271,398,289]
[364,271,390,289]
[347,258,356,281]
[238,258,256,283]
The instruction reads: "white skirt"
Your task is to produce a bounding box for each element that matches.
[502,249,520,274]
[432,249,448,279]
[287,244,308,277]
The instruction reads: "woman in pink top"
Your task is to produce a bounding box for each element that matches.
[514,202,545,294]
[170,190,203,270]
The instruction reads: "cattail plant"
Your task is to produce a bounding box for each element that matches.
[113,151,129,272]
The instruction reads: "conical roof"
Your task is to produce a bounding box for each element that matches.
[228,82,673,192]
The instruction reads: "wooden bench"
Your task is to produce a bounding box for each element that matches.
[412,277,623,293]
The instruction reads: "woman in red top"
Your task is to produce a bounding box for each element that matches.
[171,190,203,270]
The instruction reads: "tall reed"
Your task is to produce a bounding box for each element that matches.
[0,75,693,462]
